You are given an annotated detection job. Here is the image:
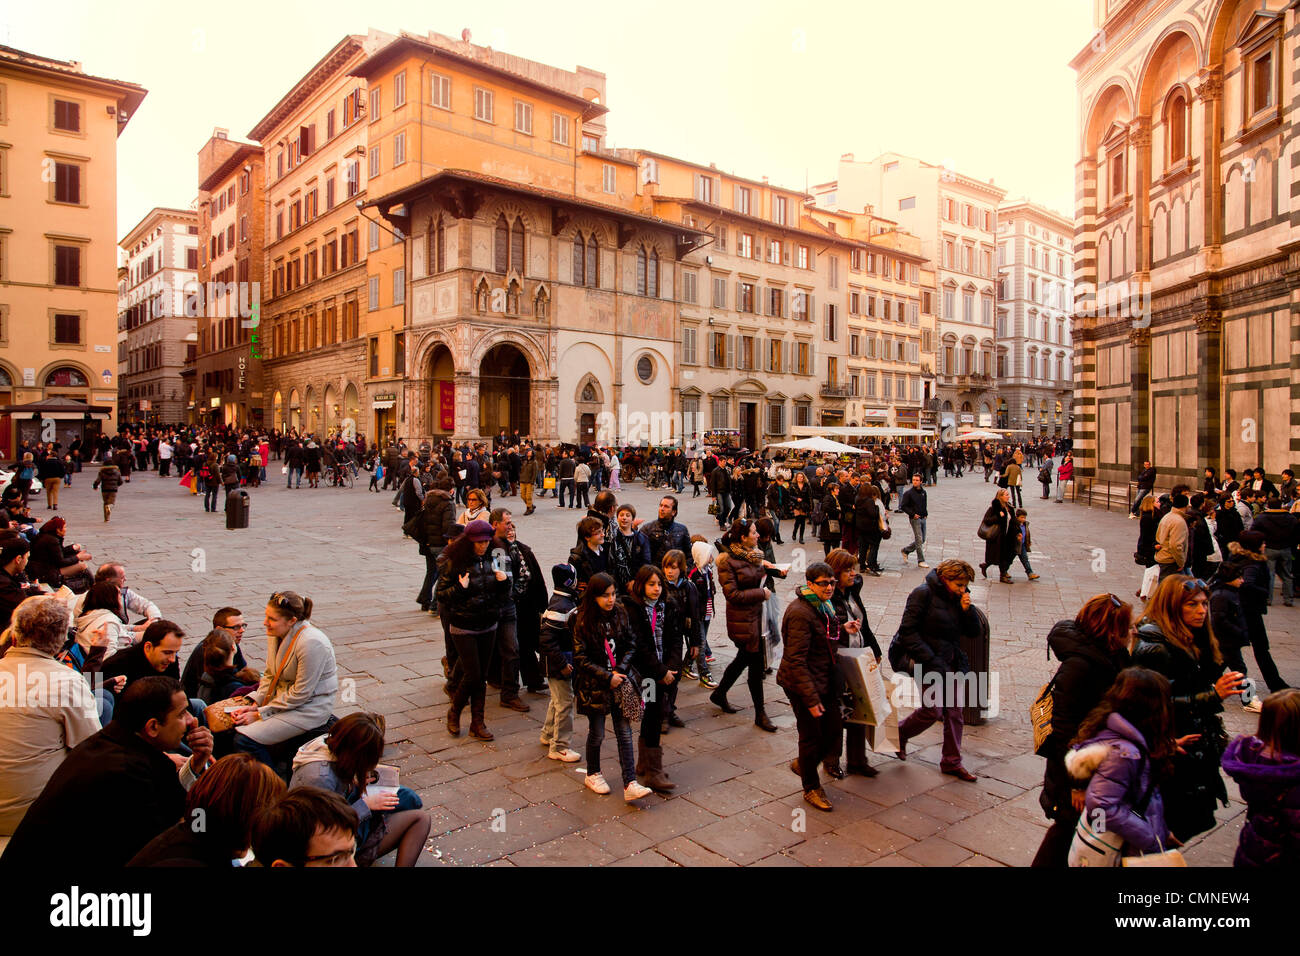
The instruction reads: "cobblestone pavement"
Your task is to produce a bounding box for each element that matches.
[52,460,1296,866]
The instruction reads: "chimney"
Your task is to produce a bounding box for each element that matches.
[462,28,472,43]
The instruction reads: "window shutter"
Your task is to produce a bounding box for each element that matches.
[808,295,815,323]
[725,333,735,369]
[782,340,791,374]
[808,340,816,377]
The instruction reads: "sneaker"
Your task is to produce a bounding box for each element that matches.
[623,781,653,801]
[705,653,716,664]
[900,550,909,564]
[549,748,582,762]
[1243,698,1263,714]
[699,672,720,689]
[683,664,699,682]
[584,773,611,795]
[917,562,929,569]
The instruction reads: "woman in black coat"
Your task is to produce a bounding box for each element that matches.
[414,477,456,613]
[572,572,650,801]
[978,488,1019,583]
[1133,574,1246,843]
[622,565,680,793]
[854,483,884,575]
[1030,593,1135,867]
[28,517,90,589]
[892,560,981,780]
[789,473,812,544]
[1135,493,1160,567]
[818,482,843,556]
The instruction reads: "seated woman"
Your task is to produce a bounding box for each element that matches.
[74,582,136,657]
[127,753,286,867]
[26,518,91,592]
[228,591,338,773]
[194,629,248,706]
[289,712,430,867]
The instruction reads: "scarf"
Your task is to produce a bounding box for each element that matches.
[797,585,837,642]
[728,542,764,566]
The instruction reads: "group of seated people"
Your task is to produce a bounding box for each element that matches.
[0,583,432,867]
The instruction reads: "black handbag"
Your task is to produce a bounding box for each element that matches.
[977,518,1001,541]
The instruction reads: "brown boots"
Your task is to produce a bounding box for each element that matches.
[468,690,493,741]
[637,741,676,793]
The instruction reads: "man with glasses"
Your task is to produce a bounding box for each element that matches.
[181,607,261,699]
[776,563,844,812]
[251,787,358,867]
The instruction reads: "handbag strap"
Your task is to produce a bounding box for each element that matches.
[267,622,307,697]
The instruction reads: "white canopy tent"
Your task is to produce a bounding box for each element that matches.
[767,436,869,455]
[789,425,936,439]
[951,429,1003,441]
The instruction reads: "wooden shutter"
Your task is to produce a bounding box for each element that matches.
[725,333,735,369]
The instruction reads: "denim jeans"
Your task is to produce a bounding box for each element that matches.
[559,479,574,508]
[901,517,926,563]
[1264,547,1293,604]
[1017,536,1034,575]
[540,676,575,752]
[203,483,219,512]
[288,466,303,488]
[716,492,732,528]
[1131,487,1151,516]
[586,708,636,786]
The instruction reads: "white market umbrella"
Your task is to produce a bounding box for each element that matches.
[954,429,1003,441]
[768,436,869,455]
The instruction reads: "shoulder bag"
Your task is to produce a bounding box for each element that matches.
[977,516,1002,541]
[879,510,892,540]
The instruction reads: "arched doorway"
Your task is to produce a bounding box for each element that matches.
[426,344,455,437]
[342,384,360,441]
[305,387,318,435]
[323,385,338,436]
[288,389,301,431]
[478,344,530,437]
[272,391,283,431]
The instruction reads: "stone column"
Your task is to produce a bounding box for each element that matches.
[532,377,559,442]
[1193,311,1222,474]
[1128,326,1151,470]
[1072,156,1099,477]
[1195,69,1223,260]
[454,371,478,441]
[1130,120,1152,273]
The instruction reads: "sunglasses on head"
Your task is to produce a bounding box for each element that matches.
[1181,578,1208,592]
[1108,594,1122,609]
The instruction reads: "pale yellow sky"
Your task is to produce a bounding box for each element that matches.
[2,0,1095,238]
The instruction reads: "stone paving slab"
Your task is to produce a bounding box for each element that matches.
[46,459,1294,866]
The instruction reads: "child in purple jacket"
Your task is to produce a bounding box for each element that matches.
[1222,688,1300,867]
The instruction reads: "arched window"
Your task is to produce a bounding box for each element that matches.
[494,215,509,273]
[511,217,525,273]
[585,235,599,288]
[573,232,586,285]
[1166,89,1187,166]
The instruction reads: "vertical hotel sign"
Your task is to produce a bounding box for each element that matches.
[438,382,455,432]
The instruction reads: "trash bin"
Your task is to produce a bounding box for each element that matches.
[225,489,250,530]
[961,605,991,726]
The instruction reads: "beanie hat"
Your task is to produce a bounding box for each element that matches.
[464,519,494,542]
[551,562,577,592]
[1238,530,1266,553]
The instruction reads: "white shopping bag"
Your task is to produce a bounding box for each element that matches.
[867,706,902,755]
[1139,563,1160,601]
[837,648,891,726]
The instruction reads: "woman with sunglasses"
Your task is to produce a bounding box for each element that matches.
[229,591,339,770]
[1133,574,1247,842]
[1031,593,1136,867]
[457,488,490,527]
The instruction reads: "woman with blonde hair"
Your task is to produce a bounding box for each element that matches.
[1133,574,1247,842]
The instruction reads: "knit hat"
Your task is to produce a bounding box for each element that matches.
[464,519,494,542]
[1238,530,1266,553]
[551,562,577,592]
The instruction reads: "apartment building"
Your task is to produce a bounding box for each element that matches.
[348,29,610,442]
[816,152,1006,434]
[996,200,1074,437]
[195,127,265,428]
[0,45,145,457]
[1072,0,1297,484]
[118,207,198,424]
[248,29,394,441]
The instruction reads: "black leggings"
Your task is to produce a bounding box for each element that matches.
[717,647,764,706]
[792,516,807,541]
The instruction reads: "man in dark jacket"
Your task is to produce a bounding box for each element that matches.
[487,508,547,705]
[898,474,929,569]
[0,537,44,633]
[893,561,981,781]
[644,496,691,568]
[101,621,186,697]
[1130,460,1157,517]
[1249,497,1298,607]
[777,563,843,812]
[0,676,212,868]
[557,452,576,509]
[91,460,123,522]
[708,461,731,531]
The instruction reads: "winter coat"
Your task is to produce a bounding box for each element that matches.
[818,491,843,544]
[1220,735,1300,867]
[644,518,691,569]
[1136,511,1159,566]
[716,547,768,653]
[567,544,608,591]
[608,530,652,594]
[854,492,882,542]
[435,550,507,631]
[28,531,78,588]
[981,498,1019,568]
[1038,620,1132,821]
[621,594,680,684]
[1154,510,1189,569]
[892,569,979,679]
[662,575,701,652]
[92,464,122,494]
[572,602,637,717]
[1066,712,1169,856]
[1133,621,1229,839]
[539,589,577,679]
[1213,505,1243,551]
[788,482,811,516]
[1187,514,1217,580]
[1208,580,1248,652]
[418,489,456,555]
[900,485,927,519]
[777,593,842,710]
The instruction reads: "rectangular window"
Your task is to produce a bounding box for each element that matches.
[432,73,451,110]
[368,87,381,122]
[828,256,839,289]
[53,312,82,344]
[768,338,783,372]
[767,402,785,436]
[766,239,781,264]
[346,161,359,198]
[393,268,405,305]
[474,87,494,123]
[711,397,729,429]
[368,275,380,311]
[712,276,726,308]
[774,196,787,225]
[769,287,783,317]
[53,99,81,132]
[326,176,335,210]
[369,337,379,377]
[368,221,380,252]
[326,109,335,140]
[514,100,533,134]
[824,304,838,342]
[694,174,716,204]
[54,244,81,286]
[393,71,406,108]
[683,270,697,304]
[739,282,755,314]
[682,326,697,364]
[369,145,381,179]
[552,112,569,144]
[797,245,809,269]
[738,233,753,259]
[738,335,755,371]
[943,290,955,319]
[734,186,751,215]
[53,162,81,204]
[393,131,406,166]
[602,164,616,194]
[899,196,916,210]
[849,333,860,356]
[1252,51,1273,114]
[796,342,810,375]
[715,226,727,252]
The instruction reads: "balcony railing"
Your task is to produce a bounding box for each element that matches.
[820,383,851,398]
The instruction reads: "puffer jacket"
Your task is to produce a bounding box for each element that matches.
[777,592,841,710]
[539,589,577,679]
[92,464,122,494]
[435,550,507,631]
[854,492,881,541]
[621,594,680,684]
[419,489,456,555]
[1066,712,1168,856]
[1221,735,1300,867]
[892,569,979,678]
[1038,620,1132,821]
[716,546,767,653]
[1133,621,1229,839]
[572,602,636,716]
[1208,579,1248,653]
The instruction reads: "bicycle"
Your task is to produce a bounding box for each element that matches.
[327,461,355,488]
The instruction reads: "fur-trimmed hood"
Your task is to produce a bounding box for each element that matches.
[1227,540,1267,562]
[1065,712,1148,781]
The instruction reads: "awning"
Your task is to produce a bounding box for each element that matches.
[372,400,396,410]
[791,424,935,438]
[0,397,113,420]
